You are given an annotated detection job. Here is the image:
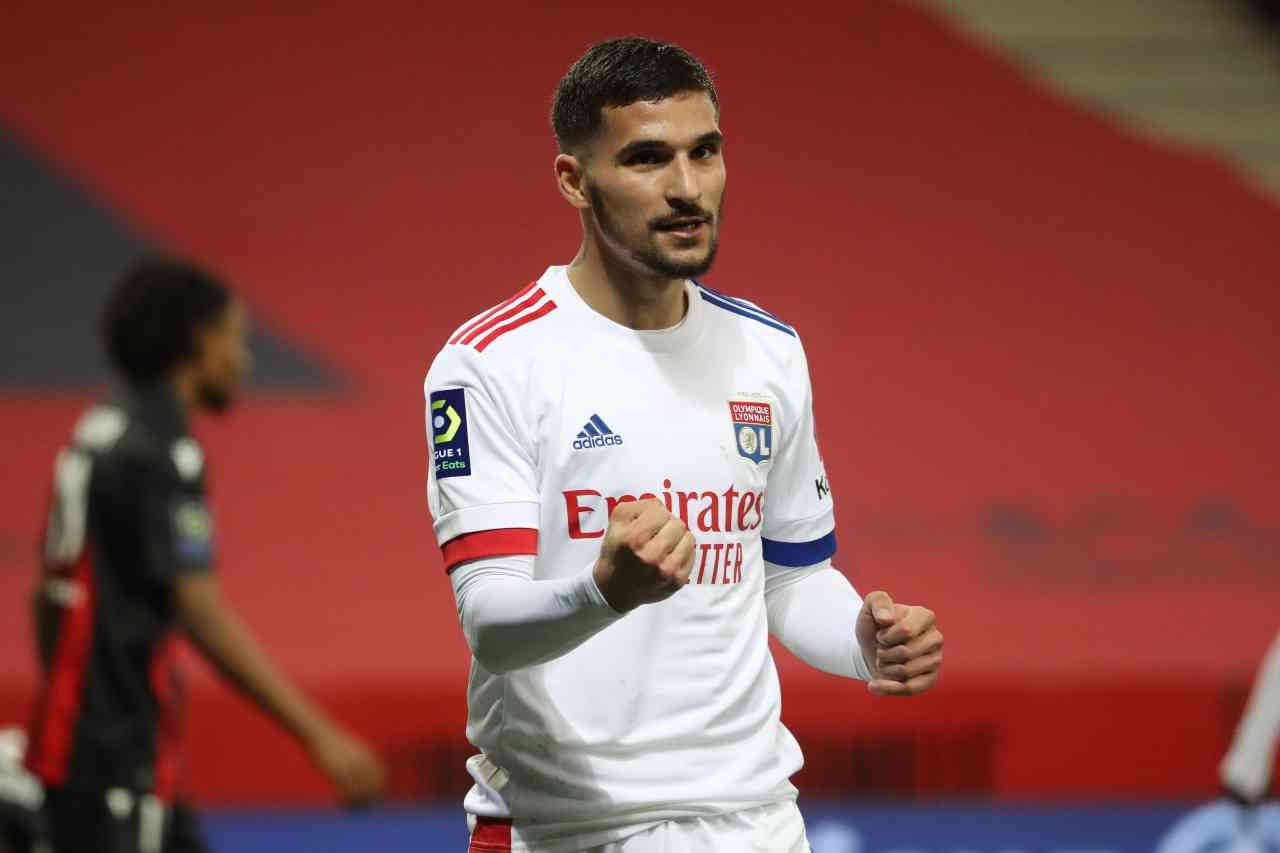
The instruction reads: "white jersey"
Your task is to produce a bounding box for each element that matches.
[424,265,836,850]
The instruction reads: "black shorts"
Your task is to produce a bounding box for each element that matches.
[43,788,208,853]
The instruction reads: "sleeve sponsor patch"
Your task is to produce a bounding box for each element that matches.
[430,388,471,479]
[171,498,214,564]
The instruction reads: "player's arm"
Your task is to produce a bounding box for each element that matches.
[765,565,942,695]
[453,500,695,674]
[427,345,695,674]
[136,451,384,805]
[173,575,384,804]
[765,561,872,681]
[763,335,942,695]
[1220,631,1280,805]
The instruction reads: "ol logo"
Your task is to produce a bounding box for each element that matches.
[429,388,472,478]
[729,399,773,465]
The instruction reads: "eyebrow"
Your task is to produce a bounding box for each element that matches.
[616,131,725,161]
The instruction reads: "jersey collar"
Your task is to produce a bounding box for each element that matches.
[541,265,706,354]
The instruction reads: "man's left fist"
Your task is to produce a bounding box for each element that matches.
[856,590,943,696]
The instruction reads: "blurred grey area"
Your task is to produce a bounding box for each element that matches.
[0,126,345,391]
[914,0,1280,196]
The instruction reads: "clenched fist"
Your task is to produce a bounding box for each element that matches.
[592,499,696,613]
[855,590,943,697]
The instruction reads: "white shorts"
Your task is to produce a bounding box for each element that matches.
[468,801,810,853]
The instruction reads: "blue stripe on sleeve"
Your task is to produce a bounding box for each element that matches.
[761,531,837,567]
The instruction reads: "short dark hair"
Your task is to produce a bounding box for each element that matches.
[101,257,231,386]
[551,37,719,153]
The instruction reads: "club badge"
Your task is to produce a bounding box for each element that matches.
[729,399,773,465]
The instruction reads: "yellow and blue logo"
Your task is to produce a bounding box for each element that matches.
[430,388,471,479]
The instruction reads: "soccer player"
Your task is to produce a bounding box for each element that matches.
[26,259,385,853]
[424,38,944,852]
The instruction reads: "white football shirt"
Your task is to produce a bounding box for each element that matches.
[424,265,836,850]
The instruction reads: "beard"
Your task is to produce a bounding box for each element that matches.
[587,183,720,279]
[196,379,234,413]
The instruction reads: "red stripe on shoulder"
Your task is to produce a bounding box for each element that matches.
[474,301,557,352]
[469,816,513,852]
[460,287,547,346]
[443,529,538,573]
[449,282,538,345]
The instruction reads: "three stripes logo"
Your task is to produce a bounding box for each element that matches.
[573,414,624,450]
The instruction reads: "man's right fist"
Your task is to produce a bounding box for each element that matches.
[592,499,696,613]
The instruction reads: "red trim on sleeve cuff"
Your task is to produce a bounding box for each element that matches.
[442,528,538,573]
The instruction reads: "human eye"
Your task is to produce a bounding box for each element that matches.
[625,149,667,167]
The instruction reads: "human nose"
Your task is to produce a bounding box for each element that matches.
[665,154,702,204]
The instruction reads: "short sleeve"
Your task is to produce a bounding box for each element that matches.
[761,337,836,567]
[425,346,540,572]
[137,439,215,585]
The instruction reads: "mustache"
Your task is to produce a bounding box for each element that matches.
[649,207,714,230]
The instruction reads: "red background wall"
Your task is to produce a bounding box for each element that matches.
[1,1,1276,803]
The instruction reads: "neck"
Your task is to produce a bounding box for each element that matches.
[567,228,688,331]
[169,370,199,417]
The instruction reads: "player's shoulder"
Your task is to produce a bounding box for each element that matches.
[69,402,130,455]
[429,278,563,384]
[695,281,804,349]
[69,399,205,489]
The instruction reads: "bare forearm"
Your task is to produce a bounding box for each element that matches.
[181,596,333,746]
[1221,632,1280,801]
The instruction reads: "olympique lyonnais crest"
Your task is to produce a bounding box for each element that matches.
[729,400,773,464]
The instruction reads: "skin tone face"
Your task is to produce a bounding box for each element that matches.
[180,299,251,413]
[555,90,726,330]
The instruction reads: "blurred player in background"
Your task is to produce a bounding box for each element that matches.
[25,259,385,853]
[1222,631,1280,806]
[424,37,944,853]
[1156,631,1280,852]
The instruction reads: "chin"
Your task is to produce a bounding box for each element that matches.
[654,251,716,279]
[197,387,235,414]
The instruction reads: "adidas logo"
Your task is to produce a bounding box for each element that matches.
[572,414,624,450]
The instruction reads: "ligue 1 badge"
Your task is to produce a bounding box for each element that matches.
[729,399,773,464]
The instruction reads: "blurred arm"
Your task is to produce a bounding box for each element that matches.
[451,555,623,675]
[1220,631,1280,803]
[174,573,338,746]
[174,573,385,804]
[764,560,874,681]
